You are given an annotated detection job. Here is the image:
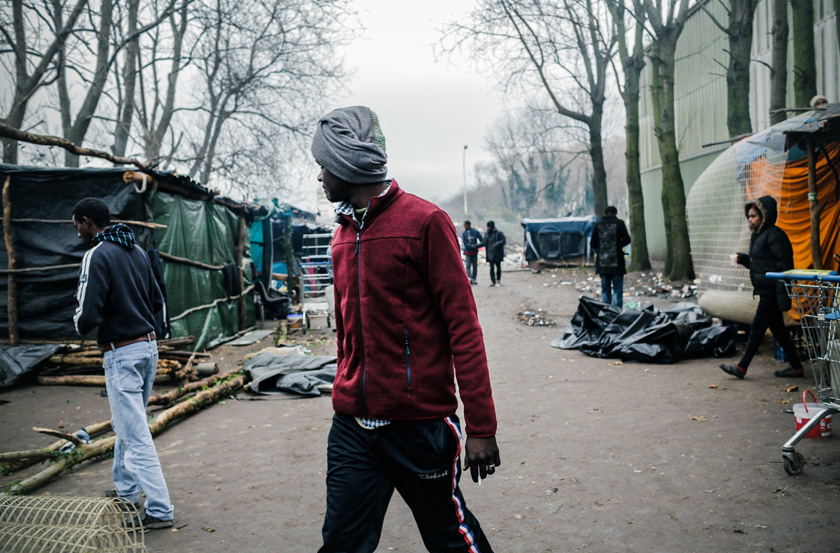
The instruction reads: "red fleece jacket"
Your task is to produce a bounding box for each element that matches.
[330,180,497,437]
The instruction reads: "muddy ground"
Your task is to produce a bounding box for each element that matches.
[1,268,839,553]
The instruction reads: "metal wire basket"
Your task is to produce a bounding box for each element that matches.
[0,495,144,552]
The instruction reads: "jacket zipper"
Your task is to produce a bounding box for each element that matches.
[355,230,370,416]
[404,327,412,392]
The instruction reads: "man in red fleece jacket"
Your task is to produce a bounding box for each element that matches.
[311,105,500,553]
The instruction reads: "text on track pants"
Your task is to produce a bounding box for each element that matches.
[319,413,494,553]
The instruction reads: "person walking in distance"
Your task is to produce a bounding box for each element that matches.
[484,221,506,287]
[590,205,631,308]
[72,198,174,530]
[720,196,804,379]
[312,106,501,553]
[461,220,482,284]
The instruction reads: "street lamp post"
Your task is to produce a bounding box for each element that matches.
[462,145,468,214]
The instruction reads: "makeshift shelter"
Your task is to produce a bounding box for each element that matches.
[521,217,597,267]
[0,164,260,353]
[686,105,840,323]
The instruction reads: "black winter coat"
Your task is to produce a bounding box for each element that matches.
[738,195,794,310]
[590,215,631,275]
[484,228,506,262]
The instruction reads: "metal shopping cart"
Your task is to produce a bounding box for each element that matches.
[767,269,840,475]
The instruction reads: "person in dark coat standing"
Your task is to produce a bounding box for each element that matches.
[720,195,804,379]
[461,220,483,285]
[590,206,631,308]
[484,221,506,287]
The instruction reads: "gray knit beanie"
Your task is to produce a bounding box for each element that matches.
[311,106,388,184]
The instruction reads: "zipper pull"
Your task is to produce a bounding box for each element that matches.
[355,232,361,254]
[404,328,410,356]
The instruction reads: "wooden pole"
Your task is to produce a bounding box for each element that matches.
[236,215,247,331]
[2,176,18,346]
[806,138,824,270]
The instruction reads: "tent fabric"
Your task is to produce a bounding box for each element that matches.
[744,141,840,274]
[0,344,63,389]
[0,165,153,339]
[0,164,254,352]
[521,217,597,262]
[152,191,254,351]
[243,351,337,396]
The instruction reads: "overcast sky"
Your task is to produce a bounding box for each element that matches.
[315,0,508,206]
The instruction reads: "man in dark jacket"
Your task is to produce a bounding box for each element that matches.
[484,221,506,287]
[311,105,500,553]
[73,198,173,529]
[720,195,803,379]
[462,220,483,284]
[590,206,631,308]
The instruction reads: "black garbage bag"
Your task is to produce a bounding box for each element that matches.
[553,296,737,364]
[552,296,620,350]
[682,325,737,359]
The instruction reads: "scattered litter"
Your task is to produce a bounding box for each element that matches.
[202,527,215,533]
[709,384,718,389]
[227,329,274,346]
[689,415,708,422]
[517,310,556,327]
[785,386,799,393]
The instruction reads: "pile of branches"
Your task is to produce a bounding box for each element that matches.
[35,337,210,386]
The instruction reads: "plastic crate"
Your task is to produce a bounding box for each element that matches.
[772,326,810,362]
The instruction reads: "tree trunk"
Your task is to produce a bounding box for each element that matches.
[113,0,140,158]
[624,64,651,271]
[770,0,789,125]
[650,37,695,281]
[64,0,114,167]
[589,112,608,217]
[791,0,817,107]
[3,177,18,345]
[726,1,757,138]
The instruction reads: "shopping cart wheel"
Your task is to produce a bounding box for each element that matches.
[783,451,805,475]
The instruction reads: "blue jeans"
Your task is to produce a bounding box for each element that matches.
[104,340,173,520]
[464,254,478,280]
[600,274,624,308]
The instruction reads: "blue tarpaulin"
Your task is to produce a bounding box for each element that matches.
[521,217,597,263]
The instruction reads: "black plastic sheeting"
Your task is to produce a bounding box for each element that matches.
[0,344,63,389]
[243,351,337,396]
[551,296,736,364]
[0,164,155,340]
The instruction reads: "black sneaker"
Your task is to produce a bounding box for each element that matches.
[774,367,805,378]
[720,364,746,379]
[140,513,174,531]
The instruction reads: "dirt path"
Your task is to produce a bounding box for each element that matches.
[1,269,838,552]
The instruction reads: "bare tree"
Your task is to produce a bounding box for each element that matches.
[442,0,616,217]
[0,0,89,163]
[642,0,695,281]
[133,0,192,165]
[699,0,760,138]
[54,0,174,166]
[607,0,651,270]
[769,0,789,125]
[184,0,351,186]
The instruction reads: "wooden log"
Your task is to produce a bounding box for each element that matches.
[806,138,825,270]
[236,215,247,332]
[32,428,86,446]
[0,449,59,463]
[0,420,112,473]
[1,372,246,495]
[37,373,173,386]
[159,251,223,271]
[3,176,18,346]
[148,367,241,406]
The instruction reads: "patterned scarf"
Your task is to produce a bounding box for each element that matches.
[91,223,136,249]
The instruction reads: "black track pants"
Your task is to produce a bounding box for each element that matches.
[739,294,802,370]
[318,414,493,553]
